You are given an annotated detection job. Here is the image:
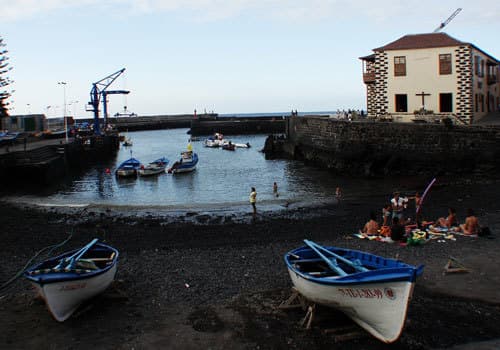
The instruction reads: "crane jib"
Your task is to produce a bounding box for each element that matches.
[89,68,127,135]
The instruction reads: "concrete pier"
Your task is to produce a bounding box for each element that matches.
[0,135,119,185]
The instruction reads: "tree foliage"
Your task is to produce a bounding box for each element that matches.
[0,36,13,118]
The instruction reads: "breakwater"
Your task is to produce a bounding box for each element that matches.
[76,114,286,135]
[77,114,197,131]
[264,116,500,176]
[190,116,286,136]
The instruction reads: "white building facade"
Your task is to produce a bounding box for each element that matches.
[360,33,499,124]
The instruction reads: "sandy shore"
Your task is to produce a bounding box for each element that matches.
[1,178,500,349]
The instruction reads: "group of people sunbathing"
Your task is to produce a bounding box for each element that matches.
[361,191,481,242]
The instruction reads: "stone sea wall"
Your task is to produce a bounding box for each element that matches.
[190,118,285,136]
[265,116,500,176]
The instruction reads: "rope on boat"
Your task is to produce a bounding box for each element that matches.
[0,231,74,292]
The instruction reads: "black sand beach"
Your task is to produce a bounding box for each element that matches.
[1,178,500,349]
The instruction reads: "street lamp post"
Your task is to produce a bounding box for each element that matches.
[58,81,68,143]
[68,100,79,117]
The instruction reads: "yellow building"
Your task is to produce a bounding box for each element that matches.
[360,33,500,124]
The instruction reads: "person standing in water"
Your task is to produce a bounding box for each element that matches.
[273,182,279,197]
[249,187,257,218]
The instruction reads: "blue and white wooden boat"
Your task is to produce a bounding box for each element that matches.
[168,151,198,174]
[285,240,424,343]
[115,157,142,177]
[138,157,169,176]
[23,239,119,322]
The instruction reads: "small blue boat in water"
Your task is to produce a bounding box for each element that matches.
[168,151,198,174]
[285,239,424,343]
[115,157,142,178]
[138,157,169,176]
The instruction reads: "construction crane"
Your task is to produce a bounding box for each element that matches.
[433,8,462,33]
[87,68,129,135]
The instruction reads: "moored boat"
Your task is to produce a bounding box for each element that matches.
[221,141,236,151]
[115,157,142,177]
[234,142,251,148]
[168,151,198,174]
[284,239,424,343]
[204,138,222,148]
[138,157,169,176]
[23,239,119,322]
[122,138,133,147]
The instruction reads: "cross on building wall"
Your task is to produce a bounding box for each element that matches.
[416,91,431,110]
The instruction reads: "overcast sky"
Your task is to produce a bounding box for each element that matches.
[2,0,499,117]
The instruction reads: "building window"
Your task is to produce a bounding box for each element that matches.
[474,56,485,77]
[439,93,453,112]
[394,56,406,76]
[439,54,452,75]
[395,94,408,112]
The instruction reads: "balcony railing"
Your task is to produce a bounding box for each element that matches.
[363,72,375,84]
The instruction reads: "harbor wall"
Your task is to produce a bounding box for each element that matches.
[78,114,195,131]
[0,135,120,186]
[265,116,500,176]
[190,117,286,136]
[77,114,286,135]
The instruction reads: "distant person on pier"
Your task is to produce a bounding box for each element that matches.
[249,187,257,218]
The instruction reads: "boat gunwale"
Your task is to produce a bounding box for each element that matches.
[24,243,119,285]
[285,245,423,285]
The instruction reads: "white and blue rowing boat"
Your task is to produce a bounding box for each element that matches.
[24,239,119,322]
[285,239,424,343]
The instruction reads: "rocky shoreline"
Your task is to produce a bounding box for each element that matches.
[1,179,500,349]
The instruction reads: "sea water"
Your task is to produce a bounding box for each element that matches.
[6,129,425,214]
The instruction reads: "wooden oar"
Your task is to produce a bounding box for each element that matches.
[304,240,369,274]
[303,240,347,276]
[55,238,99,270]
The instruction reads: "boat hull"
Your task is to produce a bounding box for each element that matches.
[169,153,198,174]
[30,263,118,322]
[138,158,168,176]
[138,167,166,176]
[287,268,415,343]
[116,169,137,177]
[285,243,423,343]
[171,164,196,173]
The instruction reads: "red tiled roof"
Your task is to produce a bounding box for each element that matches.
[373,33,465,51]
